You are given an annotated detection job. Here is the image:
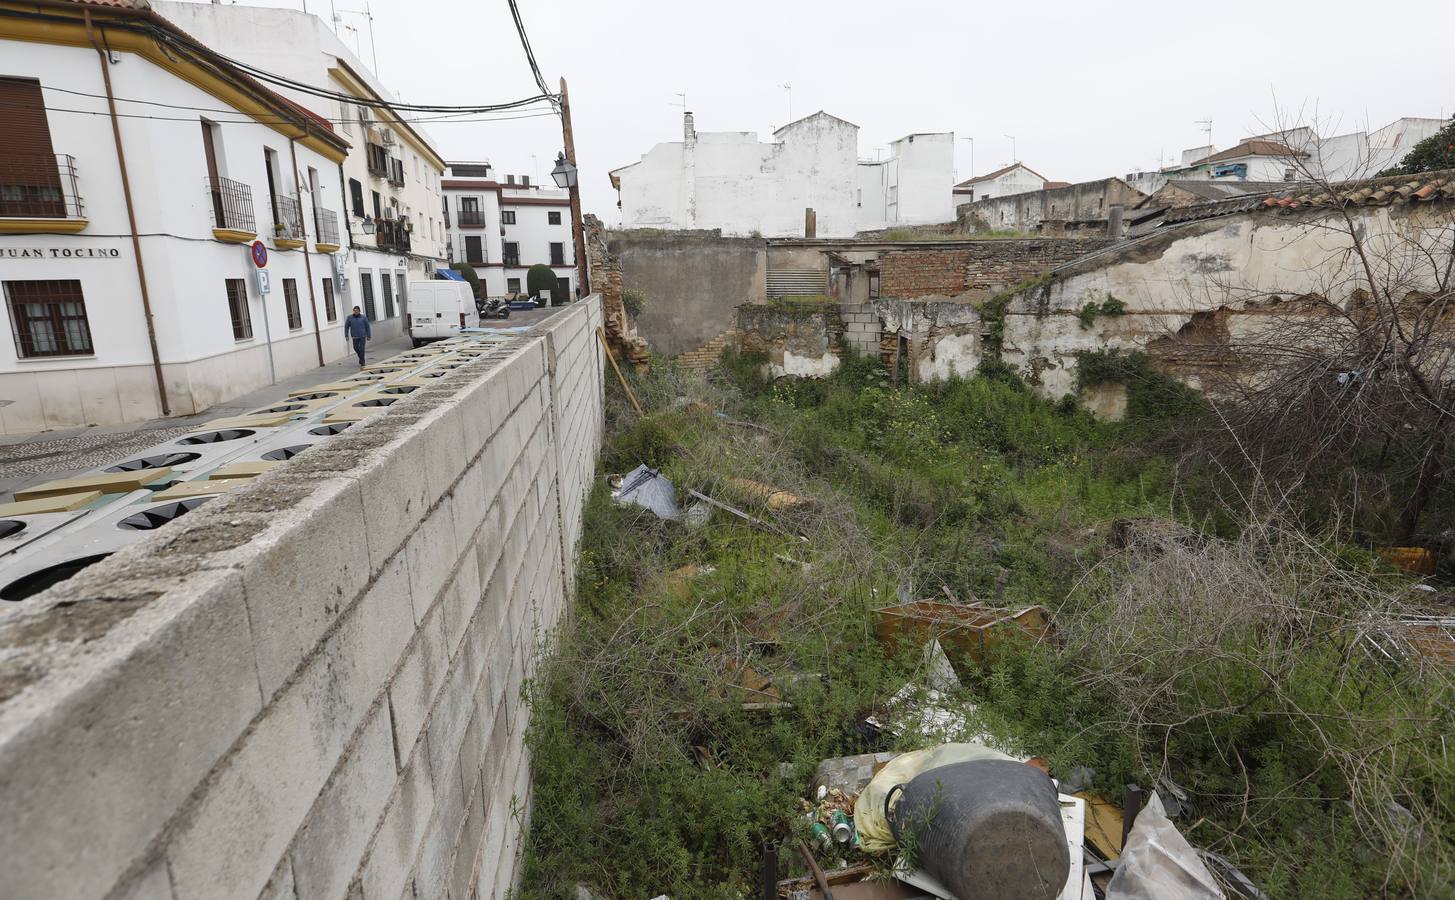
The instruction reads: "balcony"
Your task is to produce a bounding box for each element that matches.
[205,175,257,243]
[366,142,389,178]
[387,157,405,188]
[457,208,486,228]
[313,205,340,252]
[375,218,411,253]
[0,154,86,233]
[270,194,306,250]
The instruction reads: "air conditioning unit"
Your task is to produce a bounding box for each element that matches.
[382,208,397,221]
[366,126,384,145]
[381,129,397,147]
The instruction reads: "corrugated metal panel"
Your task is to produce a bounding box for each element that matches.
[766,268,827,298]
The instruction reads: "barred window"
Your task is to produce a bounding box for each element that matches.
[283,278,302,330]
[225,278,252,340]
[381,271,395,319]
[5,280,93,357]
[501,210,516,224]
[359,271,376,320]
[548,211,561,225]
[322,277,337,322]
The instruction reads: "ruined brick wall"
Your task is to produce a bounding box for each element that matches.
[879,239,1112,298]
[736,303,843,377]
[585,215,650,369]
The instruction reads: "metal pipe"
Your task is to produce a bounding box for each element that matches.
[85,12,170,415]
[290,136,326,367]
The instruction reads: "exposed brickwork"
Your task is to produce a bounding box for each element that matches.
[584,214,651,371]
[878,239,1113,298]
[676,329,739,372]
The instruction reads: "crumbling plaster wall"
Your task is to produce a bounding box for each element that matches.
[0,301,605,900]
[878,238,1114,299]
[1002,205,1444,400]
[737,303,842,377]
[609,230,768,357]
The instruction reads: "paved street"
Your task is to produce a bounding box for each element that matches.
[0,303,569,499]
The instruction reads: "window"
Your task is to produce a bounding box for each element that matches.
[225,278,252,340]
[381,271,395,318]
[507,277,521,294]
[349,179,365,217]
[501,210,516,224]
[556,277,570,299]
[263,147,281,227]
[322,277,337,321]
[506,174,515,185]
[548,210,561,225]
[372,190,382,221]
[503,242,519,266]
[464,235,484,263]
[395,274,407,317]
[5,280,93,357]
[868,270,881,300]
[461,196,479,212]
[1284,168,1297,182]
[359,270,376,320]
[549,242,565,266]
[522,175,530,187]
[281,278,302,330]
[0,78,66,218]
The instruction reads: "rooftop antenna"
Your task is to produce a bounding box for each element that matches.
[1196,117,1213,151]
[1004,134,1016,164]
[333,5,378,77]
[781,83,793,123]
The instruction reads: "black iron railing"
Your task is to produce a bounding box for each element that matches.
[205,175,255,232]
[376,218,410,253]
[457,208,486,227]
[314,205,339,246]
[1,154,84,219]
[271,193,304,240]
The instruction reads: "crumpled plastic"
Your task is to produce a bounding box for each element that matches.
[1106,793,1224,900]
[853,742,1017,853]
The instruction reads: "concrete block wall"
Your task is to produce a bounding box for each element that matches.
[839,304,882,357]
[0,298,605,900]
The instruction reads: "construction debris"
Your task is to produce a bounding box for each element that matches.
[874,600,1054,674]
[610,465,680,519]
[1105,793,1223,900]
[729,476,812,511]
[1375,545,1436,575]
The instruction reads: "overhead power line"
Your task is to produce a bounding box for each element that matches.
[506,0,552,101]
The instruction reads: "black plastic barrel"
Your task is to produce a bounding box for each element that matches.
[888,759,1069,900]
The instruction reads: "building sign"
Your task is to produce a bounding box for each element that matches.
[250,240,269,268]
[254,268,271,295]
[1,247,122,259]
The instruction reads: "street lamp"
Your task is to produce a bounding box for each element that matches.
[360,216,376,235]
[550,152,578,189]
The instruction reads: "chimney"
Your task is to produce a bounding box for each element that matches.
[1107,204,1125,241]
[683,111,696,143]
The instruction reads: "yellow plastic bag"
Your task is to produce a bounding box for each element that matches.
[853,742,1017,853]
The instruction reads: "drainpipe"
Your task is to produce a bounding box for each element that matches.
[289,137,325,367]
[86,12,170,415]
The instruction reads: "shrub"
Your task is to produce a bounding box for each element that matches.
[622,288,647,319]
[527,263,558,299]
[448,262,481,299]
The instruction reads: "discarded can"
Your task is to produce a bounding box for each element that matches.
[830,810,853,844]
[810,821,833,851]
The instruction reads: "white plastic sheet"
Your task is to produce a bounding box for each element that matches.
[1106,793,1224,900]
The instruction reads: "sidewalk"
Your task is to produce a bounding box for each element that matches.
[0,335,415,497]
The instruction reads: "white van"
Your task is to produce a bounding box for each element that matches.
[407,281,478,346]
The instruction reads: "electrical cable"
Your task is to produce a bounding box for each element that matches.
[0,98,560,127]
[506,0,552,100]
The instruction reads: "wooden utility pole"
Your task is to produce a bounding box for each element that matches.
[559,77,590,296]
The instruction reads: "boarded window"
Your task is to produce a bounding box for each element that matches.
[283,278,302,330]
[0,78,64,217]
[5,280,92,357]
[322,277,337,321]
[225,278,252,340]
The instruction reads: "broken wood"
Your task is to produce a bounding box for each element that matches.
[597,326,643,416]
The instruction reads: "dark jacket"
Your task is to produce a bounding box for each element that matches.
[343,313,371,340]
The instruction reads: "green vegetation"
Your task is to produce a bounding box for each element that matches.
[527,263,558,299]
[621,288,647,320]
[1380,113,1455,176]
[519,351,1455,899]
[448,262,481,299]
[1075,293,1126,329]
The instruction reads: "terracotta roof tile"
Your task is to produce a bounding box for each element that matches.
[1162,170,1455,226]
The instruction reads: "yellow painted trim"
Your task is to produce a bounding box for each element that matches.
[212,227,257,244]
[314,242,341,253]
[0,9,349,163]
[328,63,448,171]
[0,217,87,234]
[0,490,103,515]
[273,237,307,250]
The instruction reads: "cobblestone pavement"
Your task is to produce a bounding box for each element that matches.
[0,425,197,479]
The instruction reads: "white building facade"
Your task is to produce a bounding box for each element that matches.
[441,163,576,299]
[611,112,954,238]
[1160,118,1446,184]
[0,0,354,434]
[153,1,450,340]
[951,163,1050,207]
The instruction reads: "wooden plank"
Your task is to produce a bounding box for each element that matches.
[0,490,104,515]
[15,469,174,501]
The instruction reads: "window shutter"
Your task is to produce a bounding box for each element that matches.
[0,78,63,216]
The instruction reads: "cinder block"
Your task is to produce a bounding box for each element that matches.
[358,748,435,900]
[424,648,484,795]
[412,755,469,900]
[449,462,489,550]
[0,568,259,900]
[256,857,295,900]
[113,856,177,900]
[416,402,469,501]
[449,781,487,900]
[404,503,461,624]
[167,552,414,900]
[291,703,397,900]
[240,476,372,699]
[388,603,447,761]
[356,426,435,575]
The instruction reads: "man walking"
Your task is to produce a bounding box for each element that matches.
[343,305,371,367]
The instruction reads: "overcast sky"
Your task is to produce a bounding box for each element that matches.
[211,0,1451,221]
